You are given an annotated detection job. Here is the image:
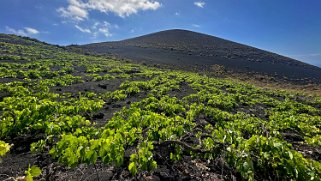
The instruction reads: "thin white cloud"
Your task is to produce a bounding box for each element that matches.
[93,21,113,37]
[5,26,26,36]
[57,4,88,21]
[57,0,161,21]
[113,24,120,29]
[175,12,180,16]
[75,25,91,33]
[194,1,205,8]
[129,27,142,34]
[192,24,201,28]
[24,27,39,34]
[74,21,114,37]
[98,27,111,37]
[87,0,161,17]
[5,26,40,36]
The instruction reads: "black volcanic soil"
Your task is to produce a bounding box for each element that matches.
[77,29,321,84]
[0,74,225,181]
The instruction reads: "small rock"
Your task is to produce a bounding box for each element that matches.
[93,113,104,119]
[98,84,107,89]
[112,104,122,108]
[143,175,160,181]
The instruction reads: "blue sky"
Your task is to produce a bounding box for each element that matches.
[0,0,320,67]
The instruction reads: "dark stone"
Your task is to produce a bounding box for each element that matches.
[93,113,104,119]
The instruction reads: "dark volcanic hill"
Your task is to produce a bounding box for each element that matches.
[77,29,321,84]
[0,34,50,46]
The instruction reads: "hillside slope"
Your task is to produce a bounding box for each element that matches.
[78,29,321,84]
[1,33,321,180]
